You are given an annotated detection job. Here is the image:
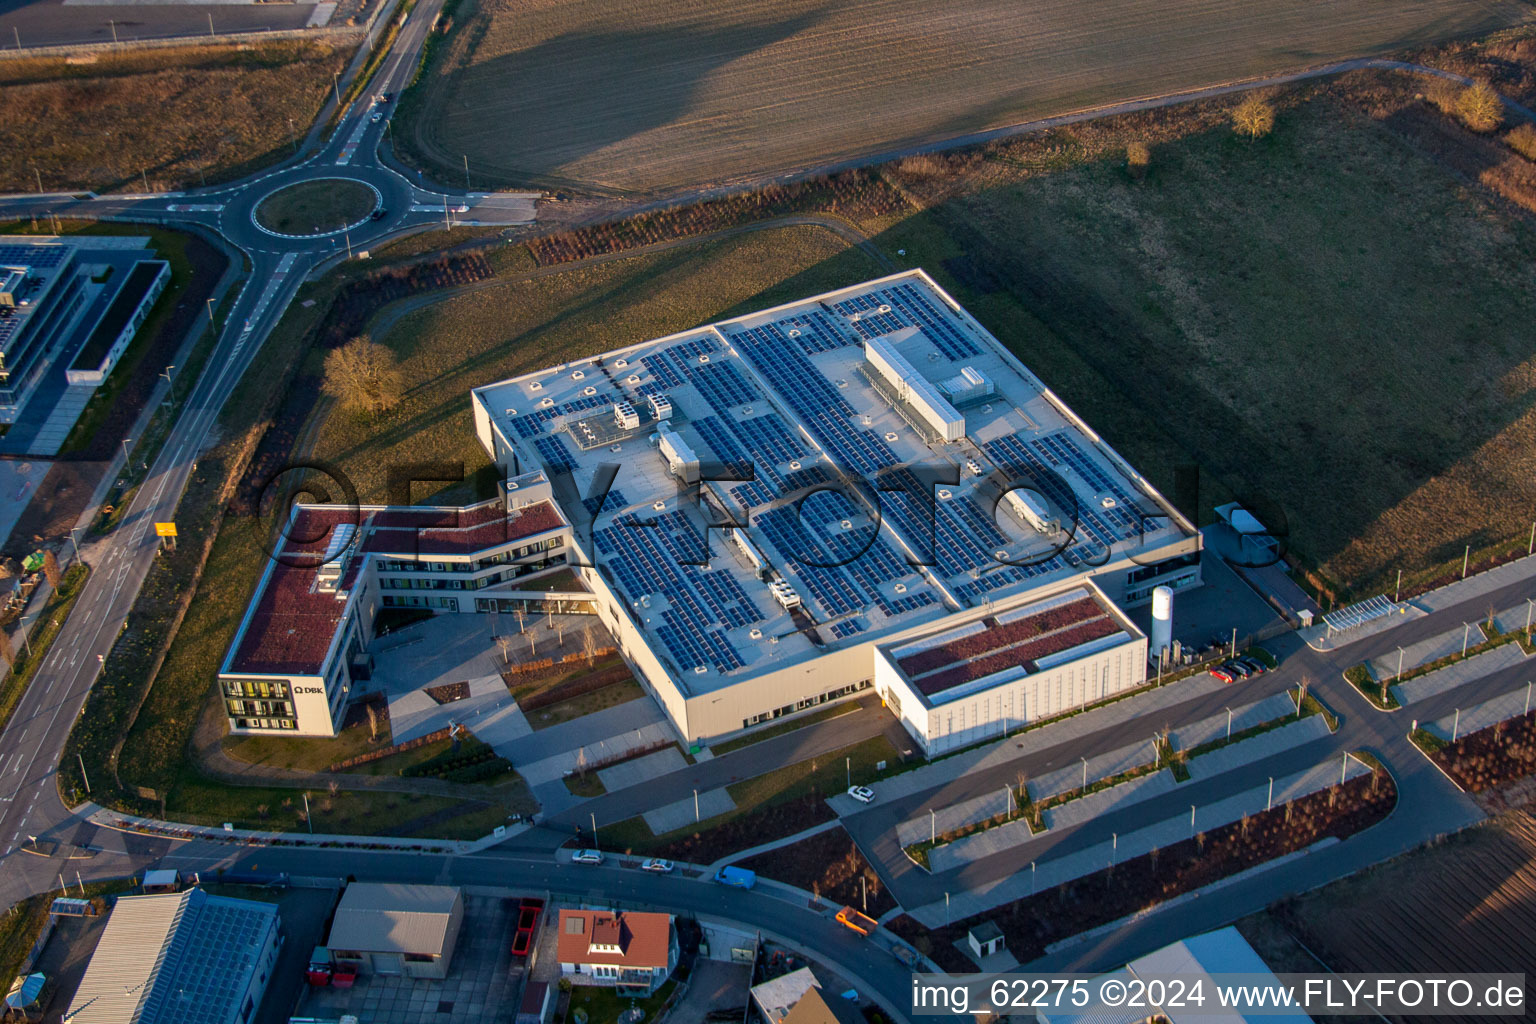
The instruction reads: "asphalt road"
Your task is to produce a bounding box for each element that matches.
[0,0,533,912]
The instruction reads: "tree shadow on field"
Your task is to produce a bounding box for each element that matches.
[444,7,831,190]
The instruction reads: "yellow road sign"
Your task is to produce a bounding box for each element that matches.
[154,522,177,538]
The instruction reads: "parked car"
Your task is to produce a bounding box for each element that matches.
[371,209,387,221]
[571,848,604,865]
[640,858,674,873]
[1223,660,1252,680]
[371,112,382,123]
[847,785,875,804]
[1209,666,1235,684]
[1237,657,1266,676]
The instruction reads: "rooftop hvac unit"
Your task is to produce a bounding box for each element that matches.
[657,426,699,484]
[864,337,965,441]
[770,579,801,610]
[1003,490,1056,535]
[647,393,673,422]
[613,400,640,430]
[939,366,995,406]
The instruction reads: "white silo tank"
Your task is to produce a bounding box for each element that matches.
[1150,585,1174,664]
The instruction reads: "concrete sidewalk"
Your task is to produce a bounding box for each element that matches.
[1390,643,1529,706]
[1424,683,1536,740]
[830,673,1225,817]
[1183,716,1332,782]
[1169,692,1296,752]
[1368,623,1485,682]
[1029,738,1159,803]
[907,754,1373,926]
[1411,552,1536,614]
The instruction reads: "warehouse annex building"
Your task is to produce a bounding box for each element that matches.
[223,270,1200,751]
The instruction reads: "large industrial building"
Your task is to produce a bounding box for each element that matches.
[224,270,1201,751]
[0,235,169,433]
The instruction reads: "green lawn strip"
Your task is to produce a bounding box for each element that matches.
[598,734,900,856]
[226,714,390,774]
[1410,727,1449,756]
[708,702,860,755]
[160,768,529,838]
[0,564,90,737]
[566,978,678,1024]
[564,772,607,798]
[1345,664,1400,711]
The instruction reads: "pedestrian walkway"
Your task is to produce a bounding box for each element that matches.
[929,817,1040,873]
[1043,770,1179,830]
[598,746,687,791]
[520,719,675,786]
[906,754,1373,926]
[643,787,734,834]
[1029,738,1159,803]
[709,819,842,873]
[1411,553,1536,614]
[1390,643,1529,706]
[1368,623,1484,682]
[388,674,530,752]
[1424,683,1536,741]
[1183,716,1332,782]
[830,673,1225,816]
[1169,692,1296,752]
[1494,600,1536,636]
[896,789,1013,848]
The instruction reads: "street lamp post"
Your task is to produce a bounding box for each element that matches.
[591,811,598,849]
[332,72,341,106]
[845,756,850,789]
[693,789,699,823]
[1080,755,1087,793]
[1226,706,1233,741]
[1396,646,1405,683]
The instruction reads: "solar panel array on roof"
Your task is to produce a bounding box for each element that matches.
[829,282,979,361]
[595,511,759,675]
[0,243,68,270]
[534,434,577,474]
[689,360,760,410]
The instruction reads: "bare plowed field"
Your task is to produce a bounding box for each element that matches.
[1273,810,1536,1022]
[406,0,1529,193]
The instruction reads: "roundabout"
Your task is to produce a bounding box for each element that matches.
[253,176,382,238]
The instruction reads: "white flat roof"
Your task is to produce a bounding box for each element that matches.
[473,270,1192,695]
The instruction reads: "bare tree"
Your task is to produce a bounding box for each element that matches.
[322,336,406,415]
[1456,81,1502,133]
[365,702,380,742]
[581,624,599,665]
[41,549,61,589]
[496,633,516,666]
[1232,95,1276,139]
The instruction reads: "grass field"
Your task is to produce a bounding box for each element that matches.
[0,41,350,193]
[399,0,1529,194]
[307,223,885,502]
[255,179,379,235]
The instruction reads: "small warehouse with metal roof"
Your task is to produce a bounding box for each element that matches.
[64,888,280,1024]
[325,883,464,980]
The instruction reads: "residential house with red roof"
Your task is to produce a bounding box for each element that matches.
[555,909,678,996]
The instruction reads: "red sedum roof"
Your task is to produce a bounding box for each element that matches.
[226,499,566,676]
